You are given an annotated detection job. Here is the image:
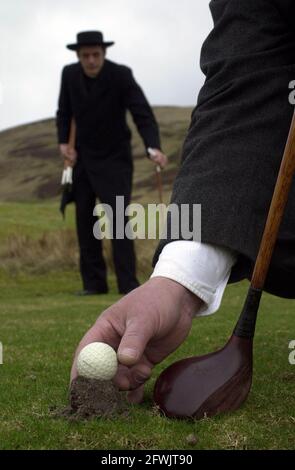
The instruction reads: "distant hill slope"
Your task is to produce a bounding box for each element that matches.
[0,106,192,203]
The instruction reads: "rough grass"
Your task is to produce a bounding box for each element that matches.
[0,201,158,278]
[0,201,295,450]
[1,110,294,449]
[0,270,294,450]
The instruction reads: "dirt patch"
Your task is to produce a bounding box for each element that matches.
[54,377,129,421]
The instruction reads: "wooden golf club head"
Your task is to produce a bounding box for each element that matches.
[153,334,253,420]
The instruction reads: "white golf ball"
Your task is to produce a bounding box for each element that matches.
[77,342,118,380]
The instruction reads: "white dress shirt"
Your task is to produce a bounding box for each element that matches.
[151,241,237,316]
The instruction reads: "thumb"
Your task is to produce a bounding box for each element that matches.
[117,318,153,366]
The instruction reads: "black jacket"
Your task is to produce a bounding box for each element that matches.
[154,0,295,298]
[56,59,160,170]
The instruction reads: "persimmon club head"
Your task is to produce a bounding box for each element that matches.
[153,334,253,420]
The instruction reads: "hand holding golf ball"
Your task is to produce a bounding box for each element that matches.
[77,342,118,380]
[71,278,201,404]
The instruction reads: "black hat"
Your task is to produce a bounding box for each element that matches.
[67,31,115,50]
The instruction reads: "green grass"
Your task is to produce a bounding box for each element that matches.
[0,273,294,450]
[0,202,295,450]
[0,200,75,240]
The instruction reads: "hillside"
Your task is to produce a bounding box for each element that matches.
[0,107,193,204]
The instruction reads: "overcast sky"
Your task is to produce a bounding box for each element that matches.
[0,0,213,131]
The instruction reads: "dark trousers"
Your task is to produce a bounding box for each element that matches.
[73,162,139,293]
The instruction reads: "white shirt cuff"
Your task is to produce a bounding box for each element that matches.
[150,241,237,316]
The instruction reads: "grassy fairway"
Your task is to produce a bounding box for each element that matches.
[0,202,295,449]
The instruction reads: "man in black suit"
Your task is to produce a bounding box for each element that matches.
[57,31,167,295]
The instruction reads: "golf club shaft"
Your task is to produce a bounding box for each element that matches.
[252,109,295,290]
[147,148,164,204]
[64,118,76,169]
[69,118,76,149]
[156,165,163,204]
[234,109,295,337]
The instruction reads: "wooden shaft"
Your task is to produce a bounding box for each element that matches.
[251,110,295,289]
[156,165,163,204]
[64,118,76,169]
[68,118,76,149]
